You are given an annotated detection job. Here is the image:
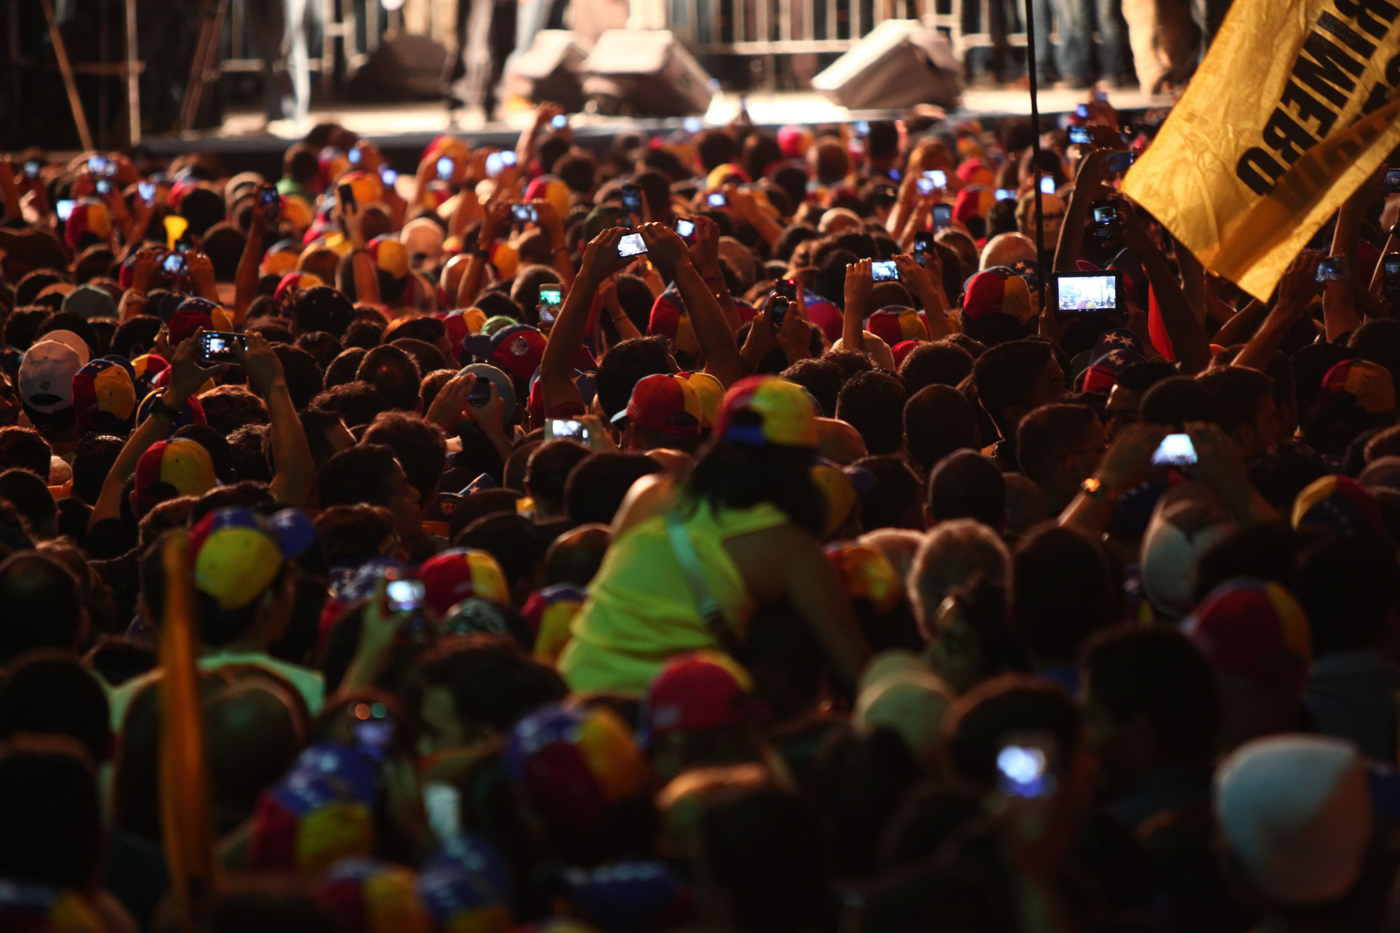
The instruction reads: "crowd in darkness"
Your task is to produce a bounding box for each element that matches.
[2,94,1400,933]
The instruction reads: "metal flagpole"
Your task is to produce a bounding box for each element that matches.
[1022,0,1045,307]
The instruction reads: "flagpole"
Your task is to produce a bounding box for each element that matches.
[1023,0,1046,304]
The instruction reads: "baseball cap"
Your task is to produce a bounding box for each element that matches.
[677,371,724,429]
[134,438,217,512]
[188,506,315,610]
[648,290,699,356]
[524,176,571,221]
[1321,358,1396,414]
[71,357,137,432]
[866,307,929,347]
[64,199,112,249]
[316,858,432,933]
[522,583,587,664]
[1184,579,1311,689]
[954,185,995,224]
[1081,345,1146,394]
[61,284,117,320]
[962,267,1033,324]
[135,388,206,431]
[854,650,953,766]
[560,860,690,933]
[418,854,512,933]
[825,543,903,613]
[459,362,519,424]
[505,703,649,834]
[368,235,410,281]
[641,651,758,744]
[1291,474,1383,536]
[38,329,91,367]
[1140,499,1234,618]
[610,374,702,437]
[713,376,819,448]
[1215,734,1371,905]
[464,324,547,382]
[164,296,234,348]
[273,271,325,305]
[260,239,304,277]
[18,340,84,414]
[250,742,379,874]
[419,548,511,617]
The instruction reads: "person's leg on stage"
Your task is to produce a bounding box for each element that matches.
[285,0,311,130]
[247,0,290,122]
[1191,0,1229,62]
[988,0,1011,82]
[1095,0,1132,85]
[1032,0,1059,85]
[1048,0,1091,87]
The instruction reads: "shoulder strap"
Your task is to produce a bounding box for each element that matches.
[666,508,744,658]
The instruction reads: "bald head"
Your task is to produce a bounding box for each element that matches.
[545,523,613,586]
[979,232,1037,271]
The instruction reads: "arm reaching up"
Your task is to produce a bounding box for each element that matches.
[539,228,630,415]
[639,222,745,387]
[236,334,315,507]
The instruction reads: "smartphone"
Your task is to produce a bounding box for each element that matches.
[1317,256,1350,281]
[512,203,538,223]
[197,331,246,365]
[1106,151,1135,173]
[674,218,696,239]
[95,178,111,195]
[1384,167,1400,194]
[1384,253,1400,299]
[348,147,363,165]
[932,203,953,229]
[88,155,109,175]
[770,296,789,326]
[1068,125,1093,145]
[386,578,425,612]
[485,153,504,177]
[353,718,395,759]
[913,232,934,266]
[23,160,40,179]
[538,285,563,324]
[995,188,1016,201]
[337,182,356,213]
[436,156,454,181]
[917,170,946,195]
[162,252,187,276]
[706,192,727,208]
[258,184,281,222]
[1076,103,1090,118]
[138,181,156,202]
[871,260,899,283]
[500,151,517,168]
[622,184,643,215]
[855,120,871,137]
[468,382,492,407]
[1152,432,1198,467]
[618,233,648,257]
[997,741,1055,798]
[1091,200,1123,240]
[684,116,703,134]
[1040,176,1058,194]
[547,418,588,442]
[551,113,568,130]
[381,168,398,186]
[1054,270,1121,314]
[772,278,798,302]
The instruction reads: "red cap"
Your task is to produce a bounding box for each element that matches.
[642,651,758,741]
[611,374,702,437]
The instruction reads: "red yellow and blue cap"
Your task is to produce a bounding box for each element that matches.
[187,506,316,610]
[315,858,431,933]
[419,548,511,618]
[133,438,216,511]
[713,376,819,448]
[1184,579,1311,689]
[1292,474,1383,537]
[1321,359,1396,415]
[71,357,137,432]
[611,374,703,437]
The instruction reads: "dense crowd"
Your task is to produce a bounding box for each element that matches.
[1,96,1399,933]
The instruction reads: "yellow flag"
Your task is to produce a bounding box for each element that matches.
[1122,0,1400,301]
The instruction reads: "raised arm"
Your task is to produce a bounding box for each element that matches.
[236,334,315,507]
[1233,252,1320,372]
[233,192,272,324]
[539,228,628,414]
[639,223,745,387]
[1121,202,1211,374]
[843,258,873,352]
[1054,150,1115,273]
[1324,191,1367,342]
[893,252,953,339]
[456,199,511,309]
[686,216,741,333]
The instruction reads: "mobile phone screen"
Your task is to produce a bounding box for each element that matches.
[622,186,642,214]
[138,181,156,202]
[1316,257,1349,281]
[57,200,75,221]
[1152,433,1197,467]
[932,204,952,228]
[436,157,454,181]
[538,286,563,312]
[707,192,727,207]
[675,218,696,238]
[551,114,568,130]
[995,188,1016,201]
[548,419,587,442]
[618,233,648,257]
[871,261,899,282]
[1069,125,1093,145]
[162,252,186,275]
[386,579,425,611]
[1056,273,1118,312]
[1040,176,1058,194]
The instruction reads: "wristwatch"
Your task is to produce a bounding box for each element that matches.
[148,397,182,421]
[1079,476,1113,500]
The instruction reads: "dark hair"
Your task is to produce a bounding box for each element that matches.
[525,441,591,518]
[944,674,1082,789]
[0,426,51,476]
[228,425,274,483]
[362,412,447,503]
[1140,375,1219,427]
[0,652,111,762]
[1195,366,1274,435]
[905,386,979,476]
[696,129,738,172]
[294,407,350,472]
[172,423,235,484]
[324,347,369,388]
[199,386,269,436]
[415,635,568,738]
[564,452,664,527]
[1013,524,1120,664]
[1016,403,1099,486]
[971,339,1054,431]
[1295,532,1399,656]
[899,340,975,396]
[779,358,842,418]
[0,553,83,663]
[314,504,394,566]
[1248,441,1329,511]
[1193,520,1299,604]
[687,442,824,536]
[835,370,906,456]
[453,513,547,599]
[271,344,324,410]
[0,468,55,536]
[927,450,1005,528]
[555,152,597,193]
[318,444,400,508]
[0,740,103,888]
[1114,359,1177,393]
[343,319,385,351]
[356,345,422,412]
[699,787,833,933]
[594,336,673,419]
[1083,624,1219,763]
[1291,342,1357,414]
[310,380,387,428]
[853,455,924,531]
[36,311,99,358]
[110,315,163,359]
[295,331,345,372]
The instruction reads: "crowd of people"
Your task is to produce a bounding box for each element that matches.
[0,94,1398,933]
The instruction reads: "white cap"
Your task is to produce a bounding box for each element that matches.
[1215,734,1371,905]
[855,650,953,766]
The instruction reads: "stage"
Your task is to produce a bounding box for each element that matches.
[139,85,1175,176]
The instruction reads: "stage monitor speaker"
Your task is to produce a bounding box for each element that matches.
[507,30,590,111]
[811,20,963,111]
[347,34,450,101]
[581,30,714,117]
